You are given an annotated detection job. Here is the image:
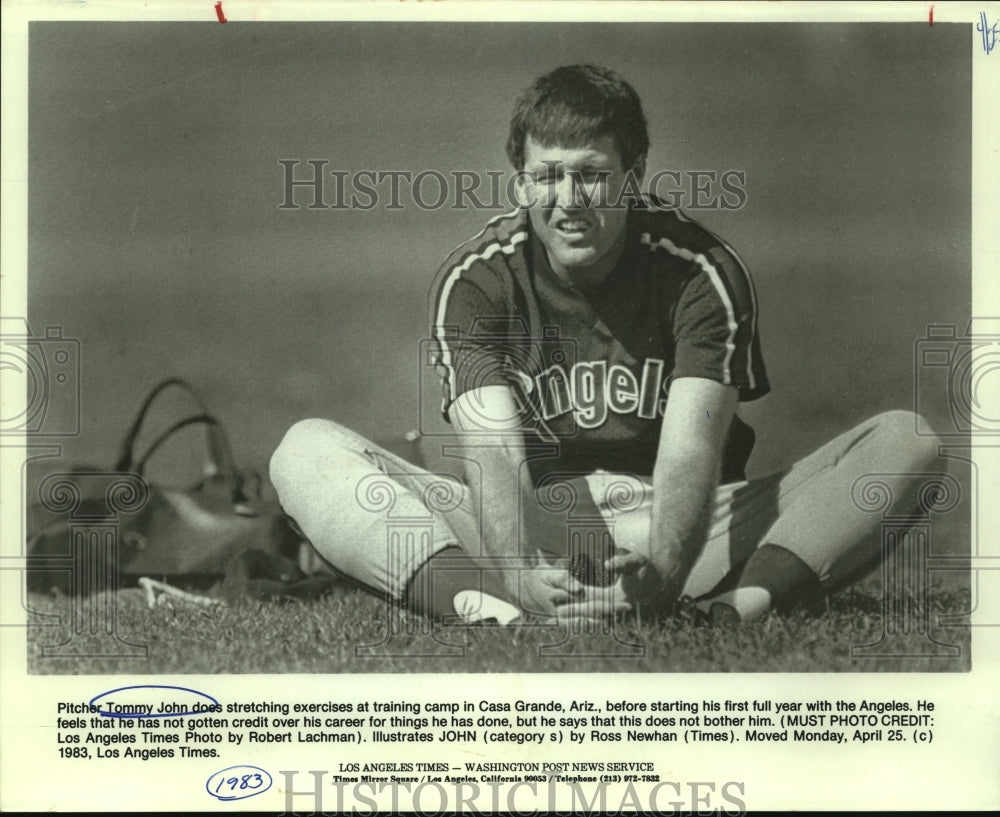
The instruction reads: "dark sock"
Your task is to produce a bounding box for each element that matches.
[738,544,825,612]
[403,546,513,622]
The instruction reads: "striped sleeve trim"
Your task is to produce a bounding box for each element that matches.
[674,210,761,391]
[434,226,529,406]
[639,231,757,390]
[439,208,525,268]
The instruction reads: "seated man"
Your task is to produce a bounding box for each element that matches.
[270,64,940,626]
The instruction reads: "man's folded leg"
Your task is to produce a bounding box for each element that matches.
[270,419,464,599]
[597,411,941,623]
[269,419,525,624]
[688,410,942,621]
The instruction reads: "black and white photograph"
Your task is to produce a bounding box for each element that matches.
[2,1,998,812]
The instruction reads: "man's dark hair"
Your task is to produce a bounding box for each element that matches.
[505,64,650,171]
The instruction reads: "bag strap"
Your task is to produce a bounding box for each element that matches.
[114,377,236,480]
[132,413,224,476]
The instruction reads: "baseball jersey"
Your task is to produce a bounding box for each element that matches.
[431,204,770,484]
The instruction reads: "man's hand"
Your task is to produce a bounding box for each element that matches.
[515,558,582,618]
[602,548,679,618]
[532,550,653,622]
[510,553,635,621]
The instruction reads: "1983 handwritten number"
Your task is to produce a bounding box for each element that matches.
[205,765,272,801]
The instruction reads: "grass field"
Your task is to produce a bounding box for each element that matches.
[25,569,970,675]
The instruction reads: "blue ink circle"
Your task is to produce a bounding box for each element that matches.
[89,684,220,718]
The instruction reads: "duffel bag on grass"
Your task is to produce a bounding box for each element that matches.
[25,377,337,602]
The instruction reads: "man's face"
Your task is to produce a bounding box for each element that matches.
[517,134,642,283]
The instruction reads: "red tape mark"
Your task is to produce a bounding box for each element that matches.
[215,1,227,23]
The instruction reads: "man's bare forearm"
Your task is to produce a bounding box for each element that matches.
[644,377,738,608]
[448,387,550,578]
[460,438,534,564]
[650,449,721,595]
